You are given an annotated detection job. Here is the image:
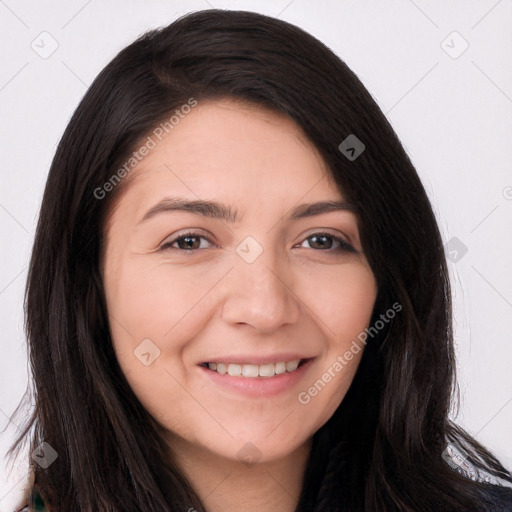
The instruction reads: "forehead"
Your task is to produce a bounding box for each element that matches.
[104,99,342,227]
[138,99,329,176]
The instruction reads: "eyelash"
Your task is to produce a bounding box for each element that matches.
[159,231,357,254]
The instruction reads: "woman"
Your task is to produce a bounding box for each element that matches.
[8,9,512,512]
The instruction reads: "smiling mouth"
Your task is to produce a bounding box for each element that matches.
[198,359,310,378]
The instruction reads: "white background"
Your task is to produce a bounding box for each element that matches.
[1,1,511,510]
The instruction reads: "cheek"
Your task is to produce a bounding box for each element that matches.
[105,257,214,341]
[333,273,377,346]
[297,260,377,343]
[292,262,376,413]
[103,256,230,394]
[102,258,195,423]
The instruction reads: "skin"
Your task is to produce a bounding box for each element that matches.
[101,98,377,512]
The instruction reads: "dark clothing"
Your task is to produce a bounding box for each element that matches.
[15,452,512,512]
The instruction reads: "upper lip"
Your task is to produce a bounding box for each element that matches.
[198,353,315,365]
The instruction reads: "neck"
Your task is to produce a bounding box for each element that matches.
[167,436,313,512]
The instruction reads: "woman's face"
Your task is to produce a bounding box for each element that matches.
[102,99,377,465]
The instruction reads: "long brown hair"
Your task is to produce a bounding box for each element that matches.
[7,9,512,511]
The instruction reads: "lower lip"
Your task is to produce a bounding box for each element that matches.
[198,358,315,398]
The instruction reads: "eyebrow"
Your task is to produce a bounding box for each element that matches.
[138,197,356,225]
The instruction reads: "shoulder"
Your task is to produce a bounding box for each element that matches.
[443,444,512,510]
[13,482,49,512]
[13,499,50,512]
[482,483,512,511]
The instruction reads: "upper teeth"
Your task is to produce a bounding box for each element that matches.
[207,360,301,377]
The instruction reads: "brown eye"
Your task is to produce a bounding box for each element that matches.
[299,232,356,253]
[160,232,214,252]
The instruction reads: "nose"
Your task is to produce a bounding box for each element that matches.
[221,247,301,333]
